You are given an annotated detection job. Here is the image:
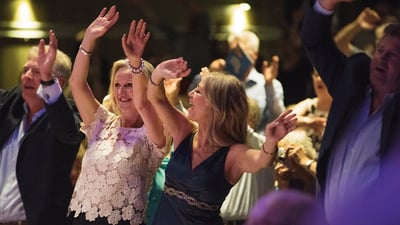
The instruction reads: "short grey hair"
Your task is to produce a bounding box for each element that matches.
[28,46,72,84]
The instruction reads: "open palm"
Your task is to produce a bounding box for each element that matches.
[153,58,191,80]
[85,6,119,41]
[37,30,57,79]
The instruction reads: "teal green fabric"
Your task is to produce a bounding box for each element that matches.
[146,156,169,225]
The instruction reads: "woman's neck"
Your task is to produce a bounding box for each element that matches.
[120,114,142,128]
[194,130,219,153]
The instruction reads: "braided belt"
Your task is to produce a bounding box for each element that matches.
[164,185,219,211]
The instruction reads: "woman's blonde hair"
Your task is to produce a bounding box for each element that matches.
[278,129,317,160]
[104,58,154,115]
[202,72,248,147]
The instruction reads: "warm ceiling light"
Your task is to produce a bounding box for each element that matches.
[3,30,46,39]
[0,0,46,39]
[229,4,250,33]
[239,3,251,11]
[13,1,39,29]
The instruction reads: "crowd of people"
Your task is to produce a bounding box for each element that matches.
[1,0,400,224]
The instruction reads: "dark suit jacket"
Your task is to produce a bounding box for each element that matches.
[301,0,400,199]
[0,86,83,225]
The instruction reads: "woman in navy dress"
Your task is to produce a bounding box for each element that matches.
[147,59,297,225]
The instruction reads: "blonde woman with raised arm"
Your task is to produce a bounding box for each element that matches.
[68,6,167,225]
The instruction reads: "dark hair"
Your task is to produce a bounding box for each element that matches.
[383,23,400,37]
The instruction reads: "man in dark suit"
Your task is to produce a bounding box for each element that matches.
[0,30,83,225]
[301,0,400,224]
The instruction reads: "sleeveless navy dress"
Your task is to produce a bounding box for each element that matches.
[152,132,233,225]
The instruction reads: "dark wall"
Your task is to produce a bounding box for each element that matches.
[0,0,285,92]
[1,0,399,98]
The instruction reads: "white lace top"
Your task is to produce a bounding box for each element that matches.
[69,105,166,225]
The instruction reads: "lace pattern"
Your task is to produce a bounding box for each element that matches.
[69,105,166,225]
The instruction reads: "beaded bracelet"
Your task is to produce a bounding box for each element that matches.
[262,143,277,156]
[79,45,93,56]
[127,58,145,75]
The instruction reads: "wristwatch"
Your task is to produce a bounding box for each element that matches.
[40,79,55,86]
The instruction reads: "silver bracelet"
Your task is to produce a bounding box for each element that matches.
[79,45,93,56]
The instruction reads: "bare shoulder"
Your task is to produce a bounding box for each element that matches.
[226,144,244,164]
[228,144,250,156]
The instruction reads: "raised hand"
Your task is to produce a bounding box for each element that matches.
[265,110,297,143]
[200,66,210,77]
[357,7,380,30]
[37,30,57,81]
[262,55,279,85]
[82,6,119,49]
[152,58,191,84]
[122,19,150,61]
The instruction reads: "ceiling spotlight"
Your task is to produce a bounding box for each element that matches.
[239,3,251,11]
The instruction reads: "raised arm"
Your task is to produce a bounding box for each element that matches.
[121,19,165,147]
[37,30,83,145]
[147,58,193,146]
[334,7,380,57]
[249,110,297,170]
[69,6,119,125]
[38,30,58,85]
[227,110,297,183]
[262,55,286,123]
[300,0,349,95]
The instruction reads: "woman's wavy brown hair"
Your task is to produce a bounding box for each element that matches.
[202,72,248,147]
